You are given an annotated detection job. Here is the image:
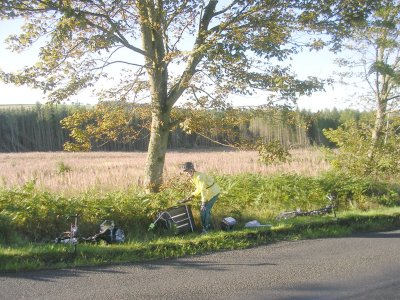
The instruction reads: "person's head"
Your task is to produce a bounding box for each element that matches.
[182,162,195,177]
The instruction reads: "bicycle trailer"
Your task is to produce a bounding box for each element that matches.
[152,205,196,234]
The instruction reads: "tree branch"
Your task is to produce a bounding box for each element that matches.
[166,0,219,107]
[213,0,240,17]
[192,130,238,149]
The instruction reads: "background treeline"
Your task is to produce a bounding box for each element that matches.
[0,103,362,152]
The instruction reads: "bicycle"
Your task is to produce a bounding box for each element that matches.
[55,215,126,248]
[54,214,79,252]
[275,194,337,221]
[85,220,125,244]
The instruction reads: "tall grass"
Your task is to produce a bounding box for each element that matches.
[0,148,329,195]
[1,170,398,245]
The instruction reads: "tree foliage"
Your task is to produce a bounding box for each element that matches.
[335,0,400,162]
[0,104,72,152]
[61,102,151,151]
[61,103,304,163]
[256,140,291,165]
[323,115,400,176]
[0,0,379,191]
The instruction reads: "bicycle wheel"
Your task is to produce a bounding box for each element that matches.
[275,211,298,221]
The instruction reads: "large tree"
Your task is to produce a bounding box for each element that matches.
[0,0,376,191]
[334,0,400,164]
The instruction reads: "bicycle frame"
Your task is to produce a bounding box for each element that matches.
[275,194,337,221]
[54,214,79,252]
[69,214,79,251]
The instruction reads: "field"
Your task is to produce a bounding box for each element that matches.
[0,148,330,195]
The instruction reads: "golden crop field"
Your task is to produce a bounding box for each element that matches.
[0,148,330,195]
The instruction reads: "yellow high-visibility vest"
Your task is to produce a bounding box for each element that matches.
[191,171,221,202]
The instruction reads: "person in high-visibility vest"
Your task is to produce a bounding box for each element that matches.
[180,162,221,234]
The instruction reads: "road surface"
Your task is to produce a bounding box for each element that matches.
[1,230,400,299]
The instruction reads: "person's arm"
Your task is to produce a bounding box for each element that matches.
[190,173,203,198]
[178,195,192,203]
[179,173,201,203]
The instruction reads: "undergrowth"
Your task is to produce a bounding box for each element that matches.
[0,171,399,245]
[1,171,400,272]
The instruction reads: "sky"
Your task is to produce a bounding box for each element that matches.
[0,18,360,112]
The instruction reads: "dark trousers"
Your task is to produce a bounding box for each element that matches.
[200,194,219,230]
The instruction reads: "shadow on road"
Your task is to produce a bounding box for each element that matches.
[140,259,277,271]
[0,258,277,281]
[0,267,127,282]
[351,231,400,239]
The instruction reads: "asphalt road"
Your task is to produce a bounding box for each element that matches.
[1,230,400,300]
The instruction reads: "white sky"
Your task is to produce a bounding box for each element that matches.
[0,18,361,111]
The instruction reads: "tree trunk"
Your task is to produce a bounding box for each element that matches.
[144,109,171,192]
[138,0,216,192]
[368,99,387,160]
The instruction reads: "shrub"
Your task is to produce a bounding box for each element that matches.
[323,120,400,176]
[57,161,72,174]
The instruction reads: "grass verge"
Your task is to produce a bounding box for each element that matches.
[1,207,400,273]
